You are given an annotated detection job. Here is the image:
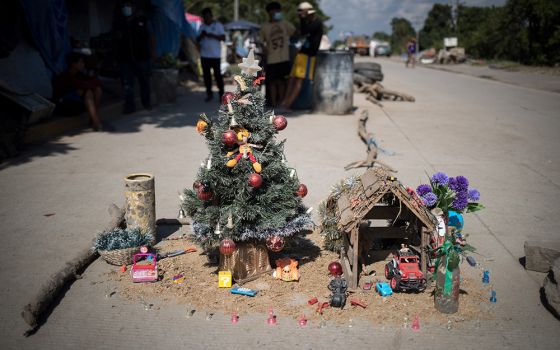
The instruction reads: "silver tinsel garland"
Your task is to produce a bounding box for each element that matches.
[191,213,313,244]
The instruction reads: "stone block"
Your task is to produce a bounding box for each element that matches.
[524,240,560,272]
[542,257,560,318]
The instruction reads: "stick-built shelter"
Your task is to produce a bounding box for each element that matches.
[336,168,437,289]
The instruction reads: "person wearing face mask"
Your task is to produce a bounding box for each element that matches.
[197,7,226,102]
[260,2,295,107]
[280,2,323,111]
[113,1,154,114]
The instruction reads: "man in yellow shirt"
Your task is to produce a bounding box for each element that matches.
[260,2,296,107]
[280,2,323,111]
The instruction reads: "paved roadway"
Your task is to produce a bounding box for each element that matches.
[0,58,559,349]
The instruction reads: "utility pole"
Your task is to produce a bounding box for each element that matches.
[234,0,239,21]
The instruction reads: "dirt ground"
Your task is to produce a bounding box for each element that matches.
[107,228,493,328]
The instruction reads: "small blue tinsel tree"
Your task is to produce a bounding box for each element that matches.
[180,50,312,251]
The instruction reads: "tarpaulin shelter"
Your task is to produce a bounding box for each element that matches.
[19,0,71,76]
[150,0,196,57]
[185,12,202,32]
[224,20,260,31]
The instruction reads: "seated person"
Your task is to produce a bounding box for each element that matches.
[53,52,103,131]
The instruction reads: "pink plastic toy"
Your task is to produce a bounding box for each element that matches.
[267,308,277,325]
[131,253,158,283]
[411,315,420,331]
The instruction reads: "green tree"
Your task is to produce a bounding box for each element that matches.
[181,60,312,251]
[456,5,501,59]
[372,31,390,42]
[419,4,453,50]
[390,18,415,54]
[499,0,560,65]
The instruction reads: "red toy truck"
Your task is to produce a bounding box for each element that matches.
[384,248,426,292]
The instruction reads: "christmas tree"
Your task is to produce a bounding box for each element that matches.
[181,50,313,253]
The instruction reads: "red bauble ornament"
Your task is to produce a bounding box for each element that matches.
[328,261,343,276]
[296,183,308,197]
[197,188,214,201]
[219,239,236,255]
[222,130,238,147]
[272,115,287,131]
[266,235,285,252]
[221,92,235,105]
[248,173,263,188]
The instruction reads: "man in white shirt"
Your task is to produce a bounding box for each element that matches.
[197,8,225,102]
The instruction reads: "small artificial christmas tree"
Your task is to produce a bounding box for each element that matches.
[181,50,313,255]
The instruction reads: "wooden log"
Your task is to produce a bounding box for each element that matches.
[124,173,156,240]
[344,110,395,172]
[350,227,360,289]
[421,227,430,276]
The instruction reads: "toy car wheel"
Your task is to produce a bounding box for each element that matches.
[418,279,427,292]
[384,264,391,279]
[390,276,400,291]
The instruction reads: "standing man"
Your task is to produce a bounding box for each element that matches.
[406,38,416,68]
[113,1,154,114]
[197,8,225,102]
[280,2,322,111]
[260,2,295,107]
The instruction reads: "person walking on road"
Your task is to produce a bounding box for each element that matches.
[260,2,296,107]
[197,8,225,102]
[113,1,154,114]
[279,2,322,111]
[406,38,416,68]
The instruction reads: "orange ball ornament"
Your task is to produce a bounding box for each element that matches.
[196,119,208,133]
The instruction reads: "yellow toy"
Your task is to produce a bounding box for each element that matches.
[225,127,262,173]
[218,271,232,288]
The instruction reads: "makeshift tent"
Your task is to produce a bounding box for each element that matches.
[224,20,260,31]
[20,0,70,75]
[185,12,202,32]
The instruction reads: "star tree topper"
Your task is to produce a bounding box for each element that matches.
[238,49,262,77]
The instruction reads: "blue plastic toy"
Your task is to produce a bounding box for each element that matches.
[376,282,393,296]
[482,270,490,284]
[230,286,258,297]
[448,210,464,234]
[490,290,497,303]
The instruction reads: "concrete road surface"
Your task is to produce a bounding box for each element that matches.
[0,58,559,349]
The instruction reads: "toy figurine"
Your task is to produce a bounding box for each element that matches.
[328,276,348,309]
[272,258,299,282]
[131,253,158,283]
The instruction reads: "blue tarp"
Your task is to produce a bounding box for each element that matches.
[19,0,70,75]
[150,0,196,57]
[224,20,260,31]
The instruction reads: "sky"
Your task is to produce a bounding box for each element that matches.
[320,0,507,41]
